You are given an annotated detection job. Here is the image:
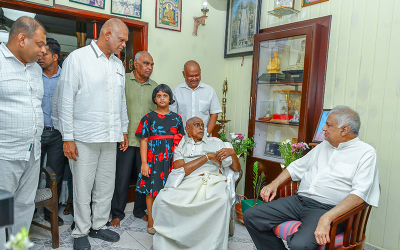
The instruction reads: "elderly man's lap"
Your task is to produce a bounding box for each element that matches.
[244,195,337,250]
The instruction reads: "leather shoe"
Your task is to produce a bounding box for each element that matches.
[44,215,64,226]
[73,236,91,250]
[89,229,120,242]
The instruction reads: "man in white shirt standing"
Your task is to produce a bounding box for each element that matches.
[56,18,129,250]
[0,17,46,247]
[244,106,380,250]
[170,60,222,136]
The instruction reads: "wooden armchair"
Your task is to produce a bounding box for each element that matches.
[32,167,59,249]
[229,169,243,236]
[273,178,372,250]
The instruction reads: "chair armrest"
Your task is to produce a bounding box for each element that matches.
[42,167,57,181]
[330,202,369,227]
[277,177,293,191]
[234,170,243,189]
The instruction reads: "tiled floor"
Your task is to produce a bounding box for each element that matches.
[30,202,256,250]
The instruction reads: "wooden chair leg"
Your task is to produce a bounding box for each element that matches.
[49,207,59,249]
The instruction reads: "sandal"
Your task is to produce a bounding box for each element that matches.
[64,200,73,215]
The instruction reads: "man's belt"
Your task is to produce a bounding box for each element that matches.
[148,134,183,162]
[44,126,55,131]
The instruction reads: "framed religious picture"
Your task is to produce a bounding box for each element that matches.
[312,109,331,143]
[70,0,105,9]
[16,0,55,7]
[111,0,142,19]
[155,0,182,32]
[224,0,262,58]
[302,0,329,7]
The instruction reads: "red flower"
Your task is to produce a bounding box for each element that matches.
[140,180,145,187]
[153,190,158,197]
[158,114,166,119]
[170,127,177,134]
[158,152,164,161]
[165,147,169,160]
[145,113,149,117]
[147,150,153,163]
[178,114,183,121]
[136,122,143,133]
[168,167,172,174]
[160,171,164,180]
[150,126,153,131]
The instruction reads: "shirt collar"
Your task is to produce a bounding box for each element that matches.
[130,71,150,85]
[185,135,208,145]
[42,65,61,79]
[0,43,37,67]
[90,40,115,59]
[328,137,360,150]
[182,81,205,90]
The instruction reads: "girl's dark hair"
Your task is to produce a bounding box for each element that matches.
[152,84,175,105]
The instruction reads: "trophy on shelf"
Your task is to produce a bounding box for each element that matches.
[217,79,230,132]
[270,90,301,124]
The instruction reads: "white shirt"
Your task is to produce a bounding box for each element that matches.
[0,43,44,161]
[55,40,128,143]
[170,81,222,127]
[287,138,380,207]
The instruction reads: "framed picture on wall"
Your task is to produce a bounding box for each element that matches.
[155,0,182,32]
[302,0,329,7]
[111,0,142,19]
[16,0,55,7]
[312,109,331,143]
[69,0,105,9]
[224,0,262,58]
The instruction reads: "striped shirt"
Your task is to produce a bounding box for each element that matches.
[0,43,44,161]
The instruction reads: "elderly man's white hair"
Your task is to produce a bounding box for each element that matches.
[134,51,151,62]
[100,18,128,35]
[186,117,202,127]
[327,106,361,136]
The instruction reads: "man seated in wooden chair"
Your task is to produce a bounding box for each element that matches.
[152,117,241,250]
[244,106,380,250]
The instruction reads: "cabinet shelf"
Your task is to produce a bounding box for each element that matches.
[258,81,302,86]
[255,119,299,126]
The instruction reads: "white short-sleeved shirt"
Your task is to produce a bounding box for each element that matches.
[170,82,222,128]
[286,138,380,207]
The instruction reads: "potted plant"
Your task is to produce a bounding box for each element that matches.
[240,161,266,214]
[219,132,256,158]
[278,139,309,169]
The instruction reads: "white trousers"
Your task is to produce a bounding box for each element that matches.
[0,149,40,247]
[70,141,117,238]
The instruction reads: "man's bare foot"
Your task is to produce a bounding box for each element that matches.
[142,215,148,222]
[110,218,121,227]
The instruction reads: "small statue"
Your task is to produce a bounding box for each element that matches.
[266,51,281,73]
[265,104,272,118]
[280,105,286,115]
[287,40,306,70]
[289,110,300,123]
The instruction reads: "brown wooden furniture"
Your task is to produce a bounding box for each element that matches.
[32,167,59,249]
[277,178,373,250]
[245,16,332,198]
[229,169,243,236]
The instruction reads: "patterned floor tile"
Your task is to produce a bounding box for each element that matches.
[128,231,153,249]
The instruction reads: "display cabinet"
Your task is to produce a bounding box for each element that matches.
[244,16,332,198]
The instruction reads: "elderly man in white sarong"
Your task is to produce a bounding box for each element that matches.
[152,117,241,250]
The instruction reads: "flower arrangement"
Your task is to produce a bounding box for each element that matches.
[4,227,33,250]
[278,139,309,168]
[219,132,256,157]
[252,161,265,206]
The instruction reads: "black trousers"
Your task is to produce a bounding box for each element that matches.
[41,129,68,216]
[243,195,345,250]
[111,146,147,220]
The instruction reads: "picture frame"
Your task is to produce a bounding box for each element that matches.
[312,109,331,142]
[16,0,55,7]
[224,0,262,58]
[69,0,105,9]
[155,0,182,32]
[111,0,142,19]
[302,0,329,8]
[264,141,282,158]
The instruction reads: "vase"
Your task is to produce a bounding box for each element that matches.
[236,153,243,158]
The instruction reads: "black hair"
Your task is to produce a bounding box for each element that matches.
[46,38,61,62]
[152,84,175,105]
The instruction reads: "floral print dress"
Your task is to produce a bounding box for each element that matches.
[135,111,185,197]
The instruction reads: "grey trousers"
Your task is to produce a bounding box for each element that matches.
[69,141,117,238]
[0,149,40,247]
[244,195,345,250]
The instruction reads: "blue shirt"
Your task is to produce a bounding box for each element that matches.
[41,66,61,127]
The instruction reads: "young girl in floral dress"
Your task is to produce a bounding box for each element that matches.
[135,84,185,235]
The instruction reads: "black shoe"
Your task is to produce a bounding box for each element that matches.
[89,229,120,242]
[44,215,64,226]
[71,221,75,230]
[73,236,91,250]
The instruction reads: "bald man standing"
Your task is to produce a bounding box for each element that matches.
[55,18,129,249]
[0,17,46,246]
[170,60,222,136]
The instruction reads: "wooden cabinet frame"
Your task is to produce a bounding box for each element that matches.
[244,16,332,198]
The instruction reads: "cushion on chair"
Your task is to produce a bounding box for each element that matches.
[34,188,52,203]
[273,220,345,249]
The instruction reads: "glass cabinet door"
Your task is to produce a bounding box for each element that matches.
[252,35,306,162]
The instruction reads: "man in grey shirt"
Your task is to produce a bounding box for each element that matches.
[0,17,46,247]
